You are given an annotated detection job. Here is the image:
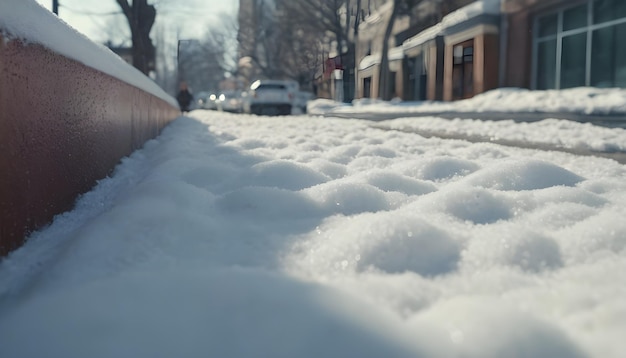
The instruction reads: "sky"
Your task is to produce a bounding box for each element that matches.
[34,0,238,44]
[2,1,626,357]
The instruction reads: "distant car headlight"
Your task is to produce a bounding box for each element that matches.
[219,94,226,101]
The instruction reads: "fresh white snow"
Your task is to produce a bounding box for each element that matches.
[310,87,626,116]
[1,106,625,358]
[310,87,626,153]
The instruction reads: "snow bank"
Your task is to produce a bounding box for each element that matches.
[311,87,626,116]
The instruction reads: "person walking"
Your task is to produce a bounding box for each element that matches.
[176,81,193,113]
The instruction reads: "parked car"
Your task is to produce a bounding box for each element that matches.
[294,91,314,114]
[202,93,217,110]
[242,80,297,116]
[216,91,243,113]
[194,91,208,109]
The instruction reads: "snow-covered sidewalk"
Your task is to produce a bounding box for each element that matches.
[309,87,626,155]
[1,93,626,357]
[309,87,626,116]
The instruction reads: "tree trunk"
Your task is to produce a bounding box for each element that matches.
[116,0,156,75]
[378,0,399,100]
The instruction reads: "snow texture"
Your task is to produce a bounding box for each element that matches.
[1,109,625,358]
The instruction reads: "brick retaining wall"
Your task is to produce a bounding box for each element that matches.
[0,35,180,256]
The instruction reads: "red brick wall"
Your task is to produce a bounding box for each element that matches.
[503,10,533,88]
[0,37,179,256]
[481,33,500,93]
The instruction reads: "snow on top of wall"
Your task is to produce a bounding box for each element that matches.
[359,54,380,70]
[358,45,404,70]
[441,0,501,29]
[0,0,178,108]
[362,1,393,27]
[403,23,443,50]
[404,0,501,50]
[389,46,405,61]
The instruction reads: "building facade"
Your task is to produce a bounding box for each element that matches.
[354,0,626,102]
[355,1,411,99]
[503,0,626,90]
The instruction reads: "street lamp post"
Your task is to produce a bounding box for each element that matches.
[52,0,59,15]
[177,39,195,86]
[177,40,188,85]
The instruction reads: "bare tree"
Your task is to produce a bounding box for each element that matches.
[273,2,328,89]
[115,0,156,75]
[153,22,178,94]
[237,0,288,82]
[278,0,372,60]
[177,17,239,94]
[276,0,368,99]
[237,0,375,95]
[378,0,421,100]
[377,0,399,100]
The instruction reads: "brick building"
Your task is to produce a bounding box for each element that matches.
[354,0,626,101]
[502,0,626,90]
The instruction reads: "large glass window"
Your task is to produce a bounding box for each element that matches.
[591,26,615,87]
[591,23,626,87]
[534,0,626,89]
[537,40,557,90]
[564,4,588,31]
[617,25,626,87]
[538,13,558,36]
[561,33,587,88]
[594,0,626,24]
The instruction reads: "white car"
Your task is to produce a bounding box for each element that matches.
[242,80,297,116]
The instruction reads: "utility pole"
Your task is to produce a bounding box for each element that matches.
[52,0,59,15]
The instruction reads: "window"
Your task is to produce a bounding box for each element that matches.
[453,42,474,99]
[591,22,626,87]
[537,40,557,89]
[538,13,558,36]
[257,84,286,90]
[463,47,474,63]
[563,4,588,31]
[560,33,587,88]
[453,45,463,65]
[534,0,626,89]
[594,0,626,24]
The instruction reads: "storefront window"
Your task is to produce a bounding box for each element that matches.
[617,26,626,87]
[534,0,626,89]
[561,33,587,88]
[591,26,615,87]
[538,13,558,37]
[594,0,626,24]
[564,4,588,31]
[591,23,626,87]
[537,40,557,90]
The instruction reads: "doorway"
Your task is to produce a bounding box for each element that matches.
[363,77,372,98]
[452,40,474,100]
